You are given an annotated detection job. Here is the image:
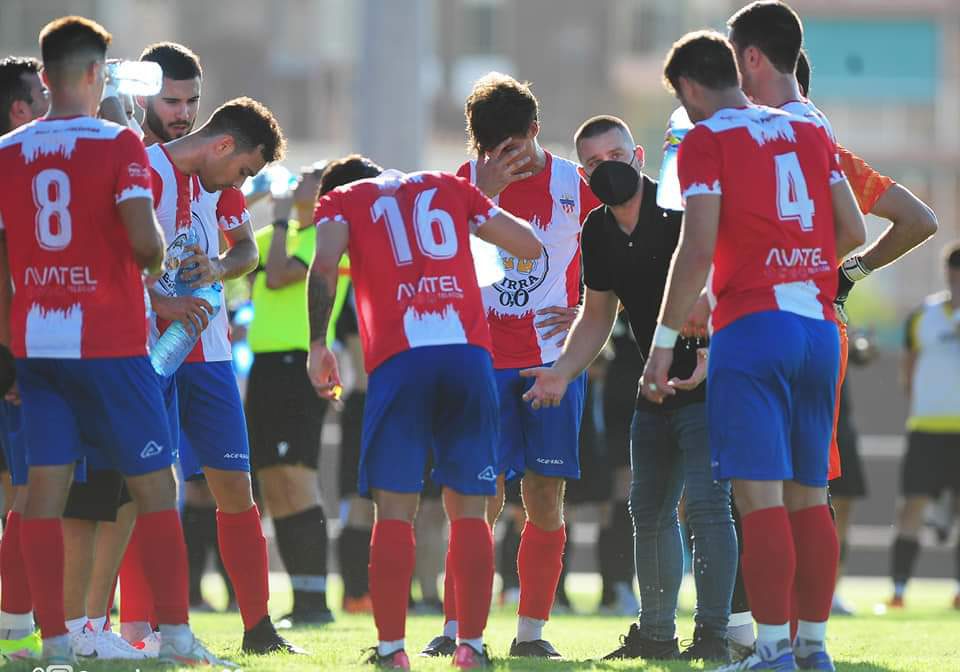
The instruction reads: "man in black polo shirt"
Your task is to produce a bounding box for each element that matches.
[521,116,736,662]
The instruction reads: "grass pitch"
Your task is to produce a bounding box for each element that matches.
[7,575,959,671]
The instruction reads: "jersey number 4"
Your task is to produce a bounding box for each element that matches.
[33,168,72,251]
[372,188,457,266]
[775,152,815,232]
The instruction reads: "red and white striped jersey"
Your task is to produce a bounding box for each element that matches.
[147,144,250,362]
[0,116,153,359]
[458,151,600,369]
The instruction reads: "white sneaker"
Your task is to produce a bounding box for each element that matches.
[74,624,150,660]
[131,631,161,658]
[159,633,237,669]
[70,624,98,658]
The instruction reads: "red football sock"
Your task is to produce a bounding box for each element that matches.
[369,520,415,642]
[443,542,457,625]
[517,522,566,621]
[790,505,839,623]
[217,505,269,630]
[20,517,67,638]
[450,518,494,640]
[119,521,155,624]
[789,586,799,640]
[135,510,189,625]
[741,507,796,626]
[1,512,33,615]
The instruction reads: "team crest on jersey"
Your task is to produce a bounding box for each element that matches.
[559,194,575,214]
[491,249,550,309]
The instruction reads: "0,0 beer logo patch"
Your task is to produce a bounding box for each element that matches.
[491,248,549,309]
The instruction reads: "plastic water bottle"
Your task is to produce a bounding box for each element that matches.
[150,227,222,377]
[105,60,163,97]
[656,107,693,211]
[470,235,505,287]
[241,165,298,198]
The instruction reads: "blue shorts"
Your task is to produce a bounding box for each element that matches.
[0,401,27,486]
[14,357,175,477]
[360,345,499,497]
[496,364,587,481]
[172,361,250,479]
[707,311,840,487]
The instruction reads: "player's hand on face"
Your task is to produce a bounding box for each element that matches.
[668,347,708,391]
[307,344,343,401]
[152,293,213,335]
[640,347,676,404]
[681,293,710,339]
[475,138,533,198]
[519,366,569,410]
[536,305,578,344]
[180,244,224,288]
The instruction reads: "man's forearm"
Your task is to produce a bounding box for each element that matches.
[307,263,337,344]
[219,238,259,279]
[860,186,938,271]
[553,312,617,381]
[264,224,290,278]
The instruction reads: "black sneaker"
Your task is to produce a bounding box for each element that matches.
[680,627,731,662]
[453,642,493,669]
[362,647,410,669]
[419,635,457,657]
[241,616,308,655]
[601,623,679,660]
[274,608,335,629]
[508,638,562,658]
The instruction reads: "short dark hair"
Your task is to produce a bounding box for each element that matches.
[663,31,740,95]
[39,16,111,72]
[465,72,539,154]
[140,41,202,80]
[727,1,803,75]
[796,48,811,97]
[574,115,632,148]
[945,241,960,269]
[0,56,40,134]
[319,154,383,195]
[202,97,286,163]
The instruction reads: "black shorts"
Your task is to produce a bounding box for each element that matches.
[338,390,365,498]
[566,380,611,504]
[901,432,960,498]
[63,469,132,522]
[246,351,327,473]
[829,427,867,498]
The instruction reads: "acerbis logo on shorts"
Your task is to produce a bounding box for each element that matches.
[536,458,563,465]
[222,452,246,460]
[477,466,497,481]
[140,441,164,459]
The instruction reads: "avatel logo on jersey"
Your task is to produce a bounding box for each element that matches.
[127,162,150,180]
[24,266,97,292]
[764,247,830,270]
[396,275,464,301]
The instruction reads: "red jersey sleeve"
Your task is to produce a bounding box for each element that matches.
[114,129,153,204]
[455,162,471,181]
[837,145,895,214]
[677,125,723,204]
[314,189,347,228]
[451,175,500,233]
[216,188,251,231]
[578,178,601,223]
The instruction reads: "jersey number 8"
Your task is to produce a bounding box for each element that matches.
[33,168,72,251]
[372,188,457,266]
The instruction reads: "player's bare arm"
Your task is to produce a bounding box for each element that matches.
[474,137,533,198]
[473,209,542,260]
[521,288,618,410]
[860,184,938,271]
[181,221,258,289]
[263,194,308,289]
[641,193,720,404]
[831,179,867,260]
[117,196,165,276]
[306,218,348,399]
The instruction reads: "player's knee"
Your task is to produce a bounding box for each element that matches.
[206,470,255,513]
[125,469,178,514]
[521,476,564,527]
[259,466,319,516]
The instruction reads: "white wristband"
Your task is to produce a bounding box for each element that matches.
[652,324,679,349]
[840,255,872,283]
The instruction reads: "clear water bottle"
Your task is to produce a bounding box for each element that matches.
[470,235,505,287]
[150,226,222,377]
[105,60,163,97]
[656,107,694,211]
[241,165,298,198]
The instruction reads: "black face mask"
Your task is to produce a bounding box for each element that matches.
[588,158,640,206]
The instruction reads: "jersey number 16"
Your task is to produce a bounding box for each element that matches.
[372,188,458,266]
